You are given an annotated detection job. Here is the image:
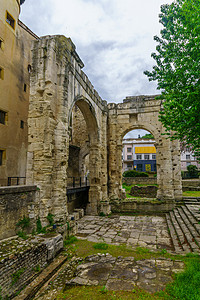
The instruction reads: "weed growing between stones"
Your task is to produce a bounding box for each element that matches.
[11,269,25,286]
[17,230,28,240]
[36,217,46,234]
[46,213,55,226]
[16,216,30,230]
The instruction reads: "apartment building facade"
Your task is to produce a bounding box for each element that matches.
[0,0,38,185]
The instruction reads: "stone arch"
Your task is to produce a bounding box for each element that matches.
[68,96,102,214]
[107,96,182,205]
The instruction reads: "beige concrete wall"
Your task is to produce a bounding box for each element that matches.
[0,0,38,186]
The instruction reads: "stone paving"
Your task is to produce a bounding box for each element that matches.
[30,215,188,299]
[76,215,174,251]
[68,254,185,293]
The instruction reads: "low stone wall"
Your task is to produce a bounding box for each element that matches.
[182,179,200,188]
[0,185,38,240]
[111,199,175,214]
[122,177,157,186]
[0,234,63,299]
[130,185,157,198]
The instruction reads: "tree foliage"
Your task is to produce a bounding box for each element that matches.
[141,133,154,139]
[144,0,200,160]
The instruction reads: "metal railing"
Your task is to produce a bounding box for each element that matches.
[67,176,89,189]
[7,177,26,186]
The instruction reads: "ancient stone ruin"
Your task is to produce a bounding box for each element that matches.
[26,35,182,223]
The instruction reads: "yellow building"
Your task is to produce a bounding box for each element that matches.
[0,0,38,185]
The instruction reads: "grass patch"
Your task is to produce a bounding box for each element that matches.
[163,258,200,300]
[64,236,78,246]
[64,238,182,261]
[57,285,162,299]
[93,243,108,250]
[183,191,200,197]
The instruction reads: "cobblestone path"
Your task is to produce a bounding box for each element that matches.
[76,215,174,251]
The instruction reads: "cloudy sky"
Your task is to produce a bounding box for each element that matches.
[20,0,173,138]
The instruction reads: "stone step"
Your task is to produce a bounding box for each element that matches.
[169,211,191,253]
[175,207,200,252]
[185,204,200,222]
[182,206,200,236]
[165,214,183,253]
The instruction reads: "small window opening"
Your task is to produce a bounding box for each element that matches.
[20,120,24,129]
[24,83,27,92]
[0,39,2,50]
[27,64,32,73]
[0,67,4,80]
[0,150,5,166]
[6,12,15,29]
[0,110,6,125]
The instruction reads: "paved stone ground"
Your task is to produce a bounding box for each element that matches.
[68,254,185,293]
[76,215,174,251]
[32,215,186,299]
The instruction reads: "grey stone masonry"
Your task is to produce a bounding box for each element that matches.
[166,198,200,254]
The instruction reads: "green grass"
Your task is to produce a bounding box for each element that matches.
[122,184,158,200]
[162,258,200,300]
[57,285,162,299]
[183,191,200,197]
[123,184,200,199]
[93,242,108,250]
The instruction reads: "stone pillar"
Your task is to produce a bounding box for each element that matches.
[156,140,174,200]
[171,139,182,201]
[86,143,101,214]
[26,36,70,224]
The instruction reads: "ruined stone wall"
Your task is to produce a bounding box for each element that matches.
[26,35,108,219]
[0,243,47,298]
[70,105,89,148]
[0,185,38,240]
[0,234,63,299]
[107,95,182,203]
[68,145,80,178]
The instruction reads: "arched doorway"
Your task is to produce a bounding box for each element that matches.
[68,97,101,214]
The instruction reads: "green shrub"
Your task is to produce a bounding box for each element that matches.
[187,165,199,178]
[123,170,149,178]
[16,216,30,230]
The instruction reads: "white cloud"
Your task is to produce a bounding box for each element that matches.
[20,0,173,102]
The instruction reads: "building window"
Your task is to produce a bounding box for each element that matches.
[0,150,5,166]
[186,155,190,160]
[24,83,27,92]
[127,147,132,153]
[127,164,132,169]
[20,120,24,129]
[136,154,142,160]
[137,164,143,171]
[144,154,150,160]
[0,67,4,80]
[127,155,132,160]
[0,110,7,125]
[6,11,15,29]
[152,154,156,160]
